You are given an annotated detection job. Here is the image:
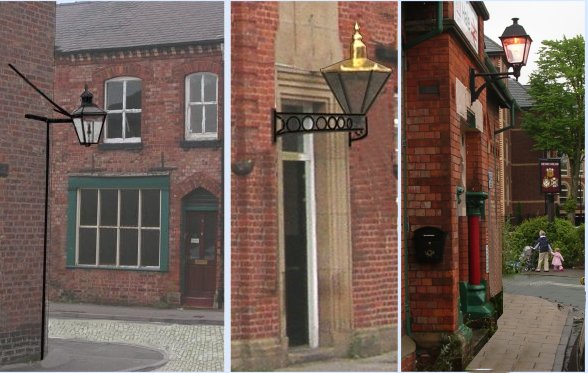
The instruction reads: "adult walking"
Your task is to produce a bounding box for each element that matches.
[533,230,553,272]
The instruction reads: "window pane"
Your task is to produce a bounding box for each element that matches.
[189,74,202,102]
[204,104,217,134]
[120,190,139,226]
[80,189,97,225]
[120,228,138,265]
[126,80,142,109]
[125,113,141,138]
[190,105,204,134]
[106,113,122,139]
[78,228,96,265]
[106,81,123,110]
[203,74,217,102]
[141,230,159,266]
[100,189,118,226]
[99,228,117,265]
[141,190,160,227]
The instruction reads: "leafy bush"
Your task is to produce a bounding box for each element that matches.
[503,217,584,273]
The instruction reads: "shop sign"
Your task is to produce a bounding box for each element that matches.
[454,1,479,52]
[539,158,561,194]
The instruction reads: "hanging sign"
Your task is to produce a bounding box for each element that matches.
[539,158,561,194]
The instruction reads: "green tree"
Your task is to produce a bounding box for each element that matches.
[522,35,585,223]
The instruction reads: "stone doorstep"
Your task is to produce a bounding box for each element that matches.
[287,346,338,366]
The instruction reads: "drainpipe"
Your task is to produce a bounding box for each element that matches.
[401,1,444,338]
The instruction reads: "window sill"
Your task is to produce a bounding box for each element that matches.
[180,140,222,149]
[99,142,144,151]
[66,265,166,272]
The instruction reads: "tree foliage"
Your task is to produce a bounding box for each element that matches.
[522,36,585,222]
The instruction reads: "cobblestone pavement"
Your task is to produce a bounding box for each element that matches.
[49,318,223,371]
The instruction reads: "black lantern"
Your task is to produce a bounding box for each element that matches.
[469,18,532,103]
[499,18,532,78]
[70,85,107,146]
[273,23,392,146]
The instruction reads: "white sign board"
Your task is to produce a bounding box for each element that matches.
[454,1,479,52]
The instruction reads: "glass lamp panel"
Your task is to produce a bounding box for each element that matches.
[73,117,85,144]
[204,104,217,133]
[361,71,391,114]
[502,37,528,65]
[126,80,142,109]
[339,71,371,114]
[106,81,123,110]
[322,71,351,113]
[81,115,105,144]
[203,74,217,102]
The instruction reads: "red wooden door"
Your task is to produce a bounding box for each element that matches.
[183,211,217,308]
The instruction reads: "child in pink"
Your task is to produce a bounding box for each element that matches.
[552,248,564,271]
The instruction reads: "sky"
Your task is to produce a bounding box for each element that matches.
[484,1,585,85]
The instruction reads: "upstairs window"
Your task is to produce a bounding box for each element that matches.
[185,73,218,140]
[105,77,142,143]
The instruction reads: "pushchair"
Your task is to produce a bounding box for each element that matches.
[518,245,536,272]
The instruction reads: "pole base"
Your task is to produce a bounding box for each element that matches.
[459,281,495,320]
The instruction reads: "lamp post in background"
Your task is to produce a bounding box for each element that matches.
[8,64,106,359]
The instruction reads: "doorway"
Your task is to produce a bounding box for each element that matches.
[182,189,219,308]
[282,101,318,348]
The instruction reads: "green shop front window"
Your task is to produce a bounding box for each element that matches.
[67,176,169,271]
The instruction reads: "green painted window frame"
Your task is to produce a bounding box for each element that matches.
[66,176,170,271]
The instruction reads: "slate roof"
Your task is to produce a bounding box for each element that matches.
[56,1,223,53]
[508,79,534,109]
[484,35,503,54]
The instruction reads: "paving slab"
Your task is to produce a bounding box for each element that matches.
[467,293,568,372]
[0,338,167,372]
[276,352,397,372]
[49,302,223,325]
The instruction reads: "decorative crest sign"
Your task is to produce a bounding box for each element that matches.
[539,158,561,194]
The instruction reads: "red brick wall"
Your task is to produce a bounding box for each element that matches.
[231,1,280,341]
[0,1,55,364]
[49,45,223,306]
[338,1,398,330]
[404,1,502,338]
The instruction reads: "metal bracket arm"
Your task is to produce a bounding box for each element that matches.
[273,109,368,147]
[8,63,71,117]
[469,68,515,104]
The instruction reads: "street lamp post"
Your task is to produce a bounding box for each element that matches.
[469,17,532,103]
[8,64,106,359]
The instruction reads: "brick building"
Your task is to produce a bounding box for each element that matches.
[231,2,398,370]
[508,78,585,224]
[0,2,56,365]
[48,2,224,309]
[401,2,513,369]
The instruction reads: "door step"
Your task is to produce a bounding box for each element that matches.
[182,297,214,309]
[288,346,338,365]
